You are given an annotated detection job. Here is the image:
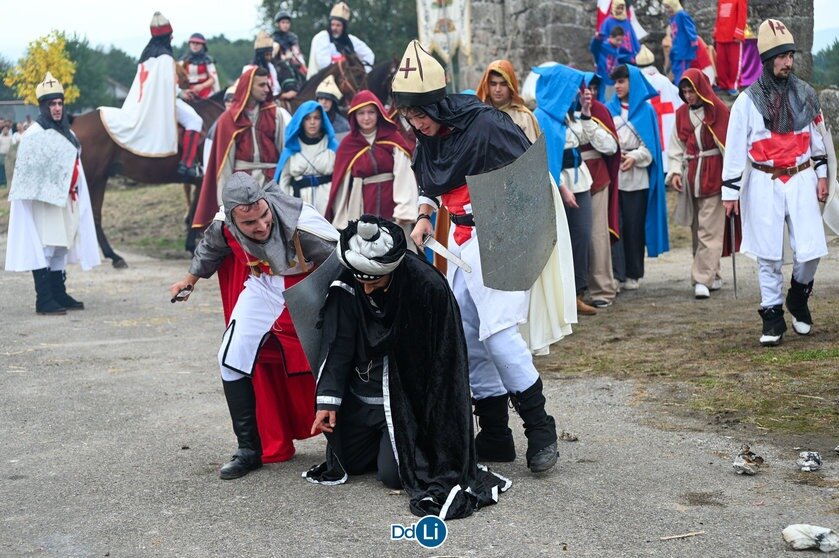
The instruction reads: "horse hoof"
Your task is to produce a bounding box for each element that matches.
[112,258,128,269]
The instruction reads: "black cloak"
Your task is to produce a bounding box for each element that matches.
[305,252,510,519]
[411,94,532,197]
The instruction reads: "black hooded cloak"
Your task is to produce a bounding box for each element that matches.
[305,252,510,519]
[410,94,532,197]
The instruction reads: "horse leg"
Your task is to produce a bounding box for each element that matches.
[88,176,127,269]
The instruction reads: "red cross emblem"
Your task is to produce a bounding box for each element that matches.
[649,94,675,149]
[399,58,418,80]
[750,131,811,183]
[769,20,788,35]
[137,63,150,102]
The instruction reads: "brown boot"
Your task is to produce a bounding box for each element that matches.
[576,295,597,316]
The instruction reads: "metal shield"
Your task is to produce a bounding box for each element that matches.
[283,252,343,373]
[466,134,557,291]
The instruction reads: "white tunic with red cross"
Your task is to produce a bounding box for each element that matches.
[721,93,828,262]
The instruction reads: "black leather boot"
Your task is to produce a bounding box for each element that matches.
[49,270,84,310]
[758,305,787,347]
[474,394,516,462]
[510,378,558,473]
[32,268,66,315]
[785,278,813,335]
[219,379,262,480]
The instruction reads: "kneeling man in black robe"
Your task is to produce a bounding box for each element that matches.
[304,215,510,519]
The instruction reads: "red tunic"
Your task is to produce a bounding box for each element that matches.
[217,226,316,463]
[183,60,214,99]
[713,0,747,43]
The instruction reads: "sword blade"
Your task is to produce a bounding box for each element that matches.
[729,214,738,299]
[422,235,472,273]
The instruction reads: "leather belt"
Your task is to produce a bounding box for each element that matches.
[291,174,332,198]
[449,212,475,227]
[751,160,811,180]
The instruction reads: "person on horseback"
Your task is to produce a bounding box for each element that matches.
[307,2,375,79]
[316,75,350,138]
[5,72,100,315]
[179,33,220,100]
[273,10,308,78]
[99,12,204,179]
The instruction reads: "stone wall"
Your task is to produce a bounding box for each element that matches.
[459,0,813,89]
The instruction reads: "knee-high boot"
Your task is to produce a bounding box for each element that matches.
[474,394,516,462]
[510,377,558,473]
[32,268,66,315]
[219,379,263,480]
[49,270,84,310]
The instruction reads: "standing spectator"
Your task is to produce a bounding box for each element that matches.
[275,100,337,215]
[475,60,540,142]
[0,122,11,187]
[607,64,669,291]
[667,68,730,299]
[325,90,417,242]
[714,0,748,94]
[5,122,24,187]
[664,0,699,83]
[598,0,641,58]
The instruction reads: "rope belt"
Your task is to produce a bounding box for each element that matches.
[361,172,394,185]
[234,160,276,171]
[751,159,811,180]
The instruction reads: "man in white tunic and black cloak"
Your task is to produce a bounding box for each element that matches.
[305,215,510,520]
[722,19,830,346]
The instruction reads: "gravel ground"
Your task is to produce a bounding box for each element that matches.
[2,239,838,558]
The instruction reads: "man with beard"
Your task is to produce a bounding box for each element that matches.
[307,2,375,79]
[722,19,830,347]
[192,66,291,229]
[171,172,338,479]
[392,40,561,474]
[5,72,100,314]
[305,215,510,519]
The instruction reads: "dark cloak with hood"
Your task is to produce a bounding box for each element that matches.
[328,18,355,57]
[409,94,532,197]
[305,221,510,519]
[139,34,174,64]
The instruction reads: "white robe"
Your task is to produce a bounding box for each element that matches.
[5,124,100,272]
[100,55,178,157]
[306,30,375,79]
[279,137,336,216]
[641,65,684,173]
[721,94,828,263]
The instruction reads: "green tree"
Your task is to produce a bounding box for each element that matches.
[65,35,110,111]
[103,47,138,88]
[813,39,839,87]
[0,56,17,100]
[258,0,417,65]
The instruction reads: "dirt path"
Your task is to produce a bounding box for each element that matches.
[1,235,839,557]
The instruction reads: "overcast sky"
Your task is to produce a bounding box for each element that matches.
[0,0,264,61]
[1,0,837,63]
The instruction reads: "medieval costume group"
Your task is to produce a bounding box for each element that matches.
[5,2,838,522]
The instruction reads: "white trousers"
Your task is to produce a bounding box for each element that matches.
[757,258,819,308]
[755,206,820,307]
[176,98,203,132]
[218,274,286,382]
[451,266,539,399]
[43,246,68,271]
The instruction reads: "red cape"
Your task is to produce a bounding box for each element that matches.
[325,90,413,222]
[590,100,622,242]
[193,67,279,228]
[216,226,316,463]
